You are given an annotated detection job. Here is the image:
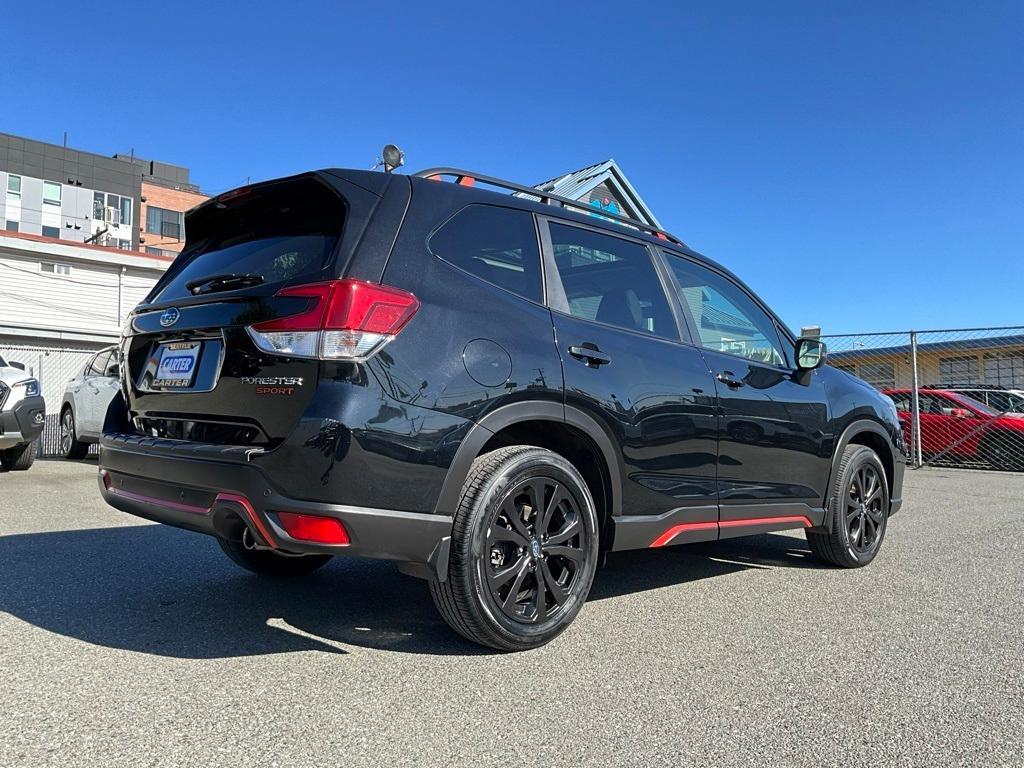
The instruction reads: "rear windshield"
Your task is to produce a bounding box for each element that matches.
[151,177,345,303]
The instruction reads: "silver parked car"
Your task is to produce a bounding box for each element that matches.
[60,345,121,459]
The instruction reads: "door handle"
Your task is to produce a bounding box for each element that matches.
[716,371,745,389]
[568,344,612,367]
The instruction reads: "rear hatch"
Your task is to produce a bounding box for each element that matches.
[123,174,352,448]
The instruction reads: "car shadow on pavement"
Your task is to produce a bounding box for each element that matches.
[0,523,819,658]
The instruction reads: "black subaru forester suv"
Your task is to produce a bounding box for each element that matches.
[100,167,905,651]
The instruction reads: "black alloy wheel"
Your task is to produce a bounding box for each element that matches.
[807,444,889,568]
[431,445,600,651]
[846,463,885,555]
[482,475,588,625]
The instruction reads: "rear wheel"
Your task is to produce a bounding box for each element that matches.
[61,408,89,460]
[430,445,600,651]
[807,444,889,568]
[218,530,332,578]
[0,441,36,471]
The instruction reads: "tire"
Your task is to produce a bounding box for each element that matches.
[807,444,889,568]
[217,534,332,578]
[980,434,1024,472]
[429,445,600,651]
[0,441,36,471]
[61,408,89,460]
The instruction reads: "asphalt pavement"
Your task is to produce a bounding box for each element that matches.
[1,459,1021,767]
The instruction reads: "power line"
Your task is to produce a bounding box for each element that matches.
[0,288,118,322]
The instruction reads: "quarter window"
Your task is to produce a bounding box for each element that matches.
[547,223,676,339]
[429,205,543,303]
[663,252,787,366]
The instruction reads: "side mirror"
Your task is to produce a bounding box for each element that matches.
[950,408,971,419]
[9,361,26,371]
[795,337,827,371]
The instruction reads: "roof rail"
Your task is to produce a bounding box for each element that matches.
[414,167,686,247]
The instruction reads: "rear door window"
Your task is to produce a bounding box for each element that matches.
[546,222,676,340]
[429,204,543,303]
[151,178,345,303]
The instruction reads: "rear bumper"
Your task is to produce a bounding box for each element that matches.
[0,396,46,448]
[99,433,453,579]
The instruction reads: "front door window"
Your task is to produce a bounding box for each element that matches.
[662,252,788,367]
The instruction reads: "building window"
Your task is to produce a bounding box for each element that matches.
[40,261,72,276]
[984,353,1024,388]
[6,174,21,199]
[41,225,61,239]
[832,363,857,375]
[939,356,979,387]
[93,192,132,226]
[117,239,132,250]
[43,181,62,207]
[145,206,184,240]
[858,362,896,390]
[145,246,176,257]
[4,220,17,232]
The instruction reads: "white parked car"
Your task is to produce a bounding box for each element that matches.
[59,345,122,459]
[0,354,45,471]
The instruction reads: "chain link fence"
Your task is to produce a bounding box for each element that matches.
[0,342,105,457]
[822,326,1024,471]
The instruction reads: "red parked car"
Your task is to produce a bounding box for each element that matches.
[884,388,1024,470]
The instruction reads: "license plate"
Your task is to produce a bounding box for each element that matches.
[152,342,202,388]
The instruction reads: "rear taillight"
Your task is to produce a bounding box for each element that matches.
[247,279,419,361]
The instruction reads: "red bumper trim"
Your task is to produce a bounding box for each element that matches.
[650,515,813,548]
[650,521,718,548]
[214,492,278,550]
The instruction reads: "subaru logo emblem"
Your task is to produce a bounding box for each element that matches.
[159,308,180,327]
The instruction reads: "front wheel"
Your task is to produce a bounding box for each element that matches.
[807,444,889,568]
[218,532,332,578]
[0,441,36,471]
[430,445,600,651]
[981,434,1024,472]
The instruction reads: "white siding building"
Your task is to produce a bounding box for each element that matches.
[0,231,169,346]
[0,231,171,440]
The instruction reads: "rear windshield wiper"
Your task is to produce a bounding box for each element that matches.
[186,273,265,295]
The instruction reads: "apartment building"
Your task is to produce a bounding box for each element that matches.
[0,132,207,343]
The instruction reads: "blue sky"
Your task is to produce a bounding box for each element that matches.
[4,1,1021,333]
